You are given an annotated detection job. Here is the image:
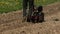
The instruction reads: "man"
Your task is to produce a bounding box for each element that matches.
[22,0,34,22]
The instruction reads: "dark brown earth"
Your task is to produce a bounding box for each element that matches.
[0,2,60,34]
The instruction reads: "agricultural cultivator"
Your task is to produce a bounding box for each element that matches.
[23,0,44,23]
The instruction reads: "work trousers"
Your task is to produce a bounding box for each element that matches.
[23,0,34,17]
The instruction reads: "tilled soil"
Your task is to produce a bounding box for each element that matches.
[0,2,60,34]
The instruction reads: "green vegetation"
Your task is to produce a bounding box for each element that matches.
[35,0,60,6]
[0,0,22,13]
[0,0,60,13]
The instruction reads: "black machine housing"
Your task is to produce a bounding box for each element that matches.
[27,6,44,23]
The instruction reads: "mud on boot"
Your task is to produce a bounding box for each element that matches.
[27,16,31,22]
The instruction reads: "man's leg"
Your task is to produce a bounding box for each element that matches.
[28,0,34,16]
[23,0,28,17]
[22,0,28,22]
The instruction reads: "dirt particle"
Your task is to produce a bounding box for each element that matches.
[20,31,26,34]
[53,18,59,21]
[39,27,42,29]
[38,32,40,34]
